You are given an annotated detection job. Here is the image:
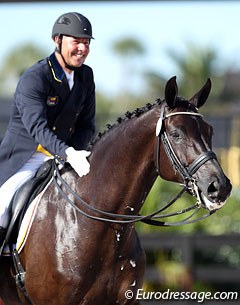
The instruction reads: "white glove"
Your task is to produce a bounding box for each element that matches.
[66,147,91,177]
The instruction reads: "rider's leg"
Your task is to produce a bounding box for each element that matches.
[0,152,51,246]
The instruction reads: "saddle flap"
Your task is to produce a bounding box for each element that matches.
[3,159,55,248]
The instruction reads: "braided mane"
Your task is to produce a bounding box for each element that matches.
[89,99,162,148]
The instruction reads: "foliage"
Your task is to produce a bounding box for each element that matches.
[111,37,146,95]
[142,42,240,112]
[112,37,145,58]
[0,43,47,97]
[165,42,223,96]
[95,91,114,130]
[142,71,166,101]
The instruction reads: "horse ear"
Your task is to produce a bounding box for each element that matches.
[165,76,178,108]
[190,78,211,108]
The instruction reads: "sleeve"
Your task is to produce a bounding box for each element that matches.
[15,69,68,161]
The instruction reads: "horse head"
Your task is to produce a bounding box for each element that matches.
[157,76,232,211]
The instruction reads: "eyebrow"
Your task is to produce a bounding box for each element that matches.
[64,35,89,42]
[72,37,89,42]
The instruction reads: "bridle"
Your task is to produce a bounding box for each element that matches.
[155,102,217,199]
[53,102,218,226]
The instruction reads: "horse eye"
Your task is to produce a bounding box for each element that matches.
[170,131,182,140]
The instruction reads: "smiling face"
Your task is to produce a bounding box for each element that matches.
[55,35,90,73]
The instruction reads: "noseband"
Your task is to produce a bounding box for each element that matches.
[155,103,217,195]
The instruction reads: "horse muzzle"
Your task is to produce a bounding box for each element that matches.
[198,175,232,211]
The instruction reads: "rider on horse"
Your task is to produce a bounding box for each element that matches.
[0,12,96,249]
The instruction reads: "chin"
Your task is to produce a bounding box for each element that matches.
[200,191,226,211]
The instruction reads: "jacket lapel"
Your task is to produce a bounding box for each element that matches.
[47,53,70,100]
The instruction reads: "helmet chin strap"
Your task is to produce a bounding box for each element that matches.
[56,35,81,71]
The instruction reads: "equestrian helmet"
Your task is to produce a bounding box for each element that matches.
[52,12,94,40]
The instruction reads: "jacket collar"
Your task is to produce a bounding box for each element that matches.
[47,53,70,99]
[47,52,65,82]
[46,53,87,102]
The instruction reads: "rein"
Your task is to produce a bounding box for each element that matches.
[53,166,214,226]
[53,103,217,226]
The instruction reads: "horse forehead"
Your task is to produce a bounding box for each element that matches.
[166,111,209,137]
[167,112,199,127]
[175,98,196,110]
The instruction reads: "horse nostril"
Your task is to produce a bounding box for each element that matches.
[207,180,219,200]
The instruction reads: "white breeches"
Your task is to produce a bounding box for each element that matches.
[0,152,52,228]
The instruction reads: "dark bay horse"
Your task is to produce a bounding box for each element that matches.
[0,77,231,305]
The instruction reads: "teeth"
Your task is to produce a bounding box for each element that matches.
[201,193,226,211]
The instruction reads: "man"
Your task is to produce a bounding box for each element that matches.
[0,12,96,247]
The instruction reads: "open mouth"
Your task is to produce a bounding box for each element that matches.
[72,54,86,64]
[199,191,226,211]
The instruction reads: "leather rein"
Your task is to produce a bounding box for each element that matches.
[53,103,217,226]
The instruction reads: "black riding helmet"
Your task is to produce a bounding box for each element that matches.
[52,12,94,40]
[52,12,94,71]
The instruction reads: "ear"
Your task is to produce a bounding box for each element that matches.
[165,76,178,108]
[190,78,211,108]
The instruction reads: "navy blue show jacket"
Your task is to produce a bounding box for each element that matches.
[0,52,96,187]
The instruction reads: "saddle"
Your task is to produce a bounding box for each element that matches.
[1,159,55,254]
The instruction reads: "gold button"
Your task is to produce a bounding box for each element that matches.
[53,126,56,131]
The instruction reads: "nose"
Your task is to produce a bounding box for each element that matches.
[207,176,232,203]
[78,42,89,51]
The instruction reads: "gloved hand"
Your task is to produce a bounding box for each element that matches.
[65,147,91,177]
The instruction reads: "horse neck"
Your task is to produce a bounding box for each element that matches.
[86,107,160,214]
